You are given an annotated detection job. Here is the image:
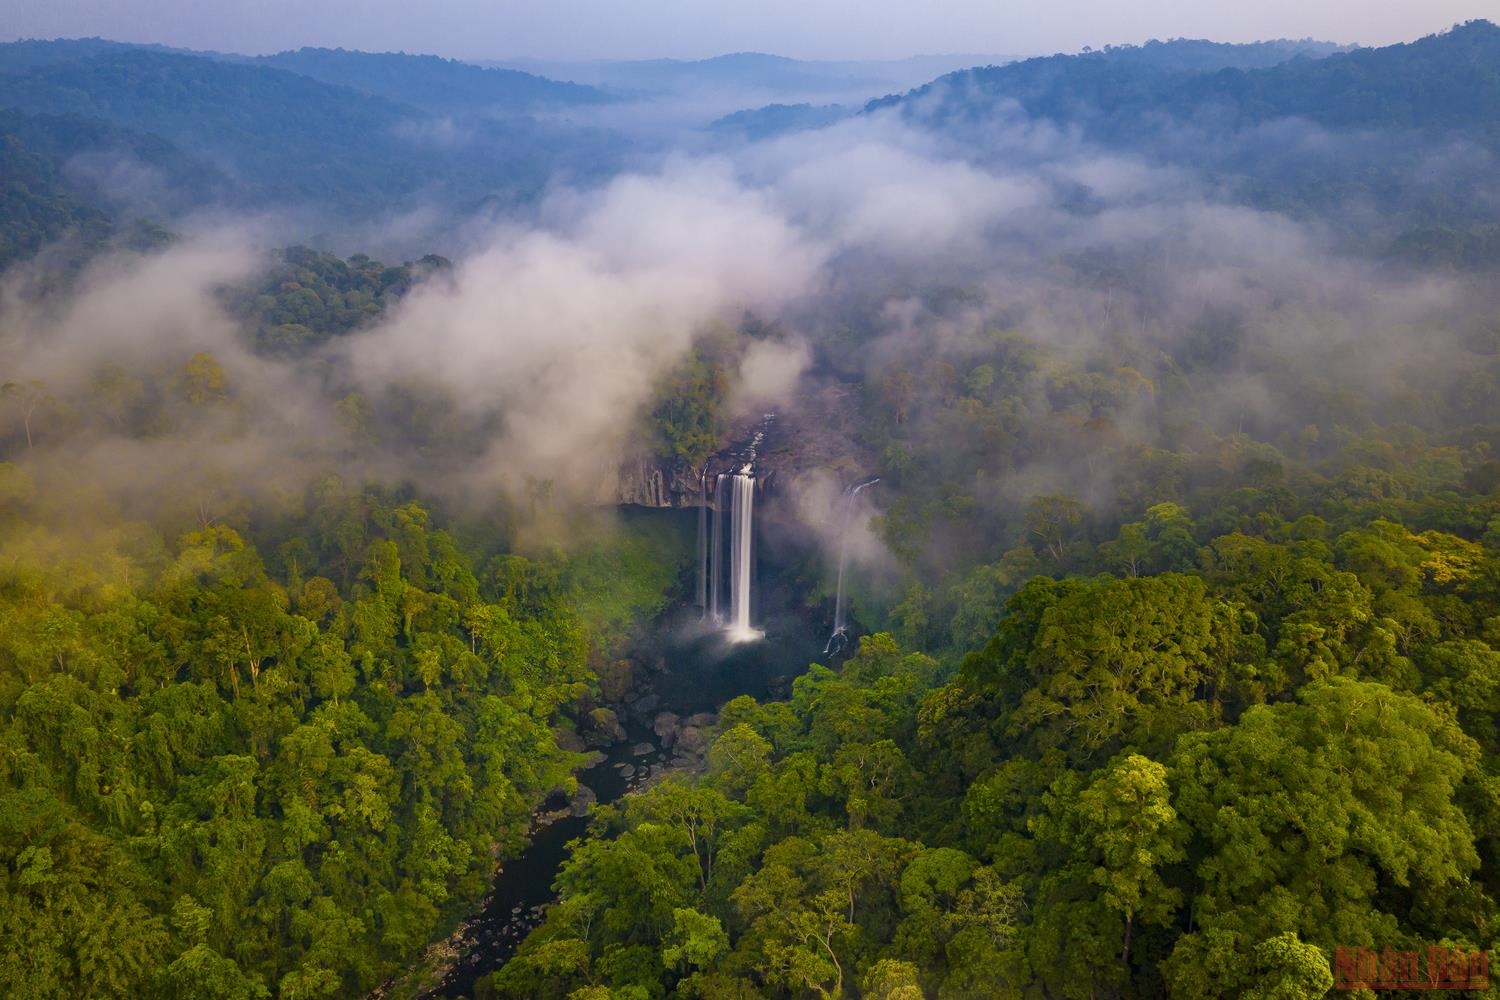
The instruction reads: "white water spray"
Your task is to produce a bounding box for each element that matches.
[727,472,758,641]
[825,478,879,656]
[700,414,774,641]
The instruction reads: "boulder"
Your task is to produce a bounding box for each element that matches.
[569,783,597,817]
[585,707,627,746]
[653,711,681,749]
[674,725,709,757]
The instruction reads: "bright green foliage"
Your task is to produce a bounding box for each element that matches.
[491,475,1500,1000]
[1164,679,1480,995]
[0,481,685,997]
[648,348,731,468]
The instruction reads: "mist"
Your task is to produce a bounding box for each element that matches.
[3,86,1495,587]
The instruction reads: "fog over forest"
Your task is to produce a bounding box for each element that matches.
[1,19,1499,1000]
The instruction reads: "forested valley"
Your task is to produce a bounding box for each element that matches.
[2,17,1500,1000]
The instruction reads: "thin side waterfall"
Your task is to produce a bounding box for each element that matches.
[710,474,726,624]
[728,473,756,639]
[826,478,879,655]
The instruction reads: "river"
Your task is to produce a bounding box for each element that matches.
[427,507,832,998]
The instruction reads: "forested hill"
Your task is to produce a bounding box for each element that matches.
[0,48,426,208]
[869,21,1500,264]
[0,43,629,218]
[0,48,419,140]
[875,20,1499,138]
[0,111,192,269]
[249,48,613,112]
[0,132,111,267]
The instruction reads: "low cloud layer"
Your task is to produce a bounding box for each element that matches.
[2,105,1492,576]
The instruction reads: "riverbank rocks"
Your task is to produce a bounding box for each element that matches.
[675,725,709,757]
[652,710,720,760]
[552,726,588,753]
[569,783,596,817]
[585,707,627,746]
[653,711,680,748]
[600,658,635,702]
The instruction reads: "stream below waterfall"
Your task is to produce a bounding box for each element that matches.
[425,505,835,999]
[431,726,669,999]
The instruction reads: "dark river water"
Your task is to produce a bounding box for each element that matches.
[430,505,835,998]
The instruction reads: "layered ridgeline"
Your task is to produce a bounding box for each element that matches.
[871,19,1500,262]
[0,40,625,228]
[4,26,1500,260]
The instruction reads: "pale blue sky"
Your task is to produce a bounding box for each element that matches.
[1,0,1490,61]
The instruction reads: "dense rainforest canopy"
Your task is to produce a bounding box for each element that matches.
[1,18,1499,1000]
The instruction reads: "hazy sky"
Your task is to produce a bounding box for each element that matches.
[1,0,1490,61]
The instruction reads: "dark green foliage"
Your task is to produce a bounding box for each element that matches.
[709,103,850,141]
[0,106,230,210]
[875,21,1500,264]
[879,22,1500,136]
[648,347,732,468]
[0,44,626,216]
[232,246,447,356]
[0,48,429,210]
[0,132,112,268]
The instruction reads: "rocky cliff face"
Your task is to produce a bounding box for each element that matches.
[610,385,866,508]
[613,454,704,508]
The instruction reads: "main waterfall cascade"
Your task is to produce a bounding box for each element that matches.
[694,415,775,642]
[825,478,880,656]
[728,472,756,639]
[697,468,762,642]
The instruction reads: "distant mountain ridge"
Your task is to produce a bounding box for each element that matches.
[0,47,429,208]
[2,27,1499,268]
[866,21,1500,265]
[248,47,613,111]
[872,22,1498,137]
[708,102,850,139]
[489,51,1020,101]
[0,42,628,220]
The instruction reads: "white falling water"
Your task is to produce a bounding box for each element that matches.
[727,472,759,642]
[826,478,879,655]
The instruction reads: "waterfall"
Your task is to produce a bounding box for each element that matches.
[826,478,879,655]
[700,408,777,641]
[709,474,726,624]
[702,468,759,641]
[728,473,756,640]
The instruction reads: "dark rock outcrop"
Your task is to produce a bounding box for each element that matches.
[613,454,702,508]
